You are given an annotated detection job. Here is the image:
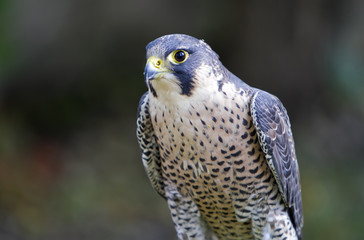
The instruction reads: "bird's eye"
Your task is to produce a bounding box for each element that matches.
[169,50,189,64]
[174,50,186,62]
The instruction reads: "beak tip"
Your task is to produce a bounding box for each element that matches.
[144,73,153,81]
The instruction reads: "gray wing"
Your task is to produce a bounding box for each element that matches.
[136,92,165,198]
[250,90,303,238]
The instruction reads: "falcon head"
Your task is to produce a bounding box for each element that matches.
[144,34,226,98]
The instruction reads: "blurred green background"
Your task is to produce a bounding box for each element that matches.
[0,0,363,239]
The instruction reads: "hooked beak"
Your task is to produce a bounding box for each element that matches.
[144,56,166,81]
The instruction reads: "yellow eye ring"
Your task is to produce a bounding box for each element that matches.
[168,50,189,64]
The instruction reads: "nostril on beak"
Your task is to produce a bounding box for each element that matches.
[155,60,161,67]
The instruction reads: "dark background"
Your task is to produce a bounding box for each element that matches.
[0,0,363,239]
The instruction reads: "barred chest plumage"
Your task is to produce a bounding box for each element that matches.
[148,84,286,239]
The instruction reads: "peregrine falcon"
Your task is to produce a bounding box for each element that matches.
[136,34,303,240]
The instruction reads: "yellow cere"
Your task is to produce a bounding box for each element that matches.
[147,56,163,69]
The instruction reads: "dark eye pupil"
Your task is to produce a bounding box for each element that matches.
[174,51,186,62]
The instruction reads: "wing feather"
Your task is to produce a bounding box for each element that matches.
[136,92,165,198]
[251,90,303,238]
